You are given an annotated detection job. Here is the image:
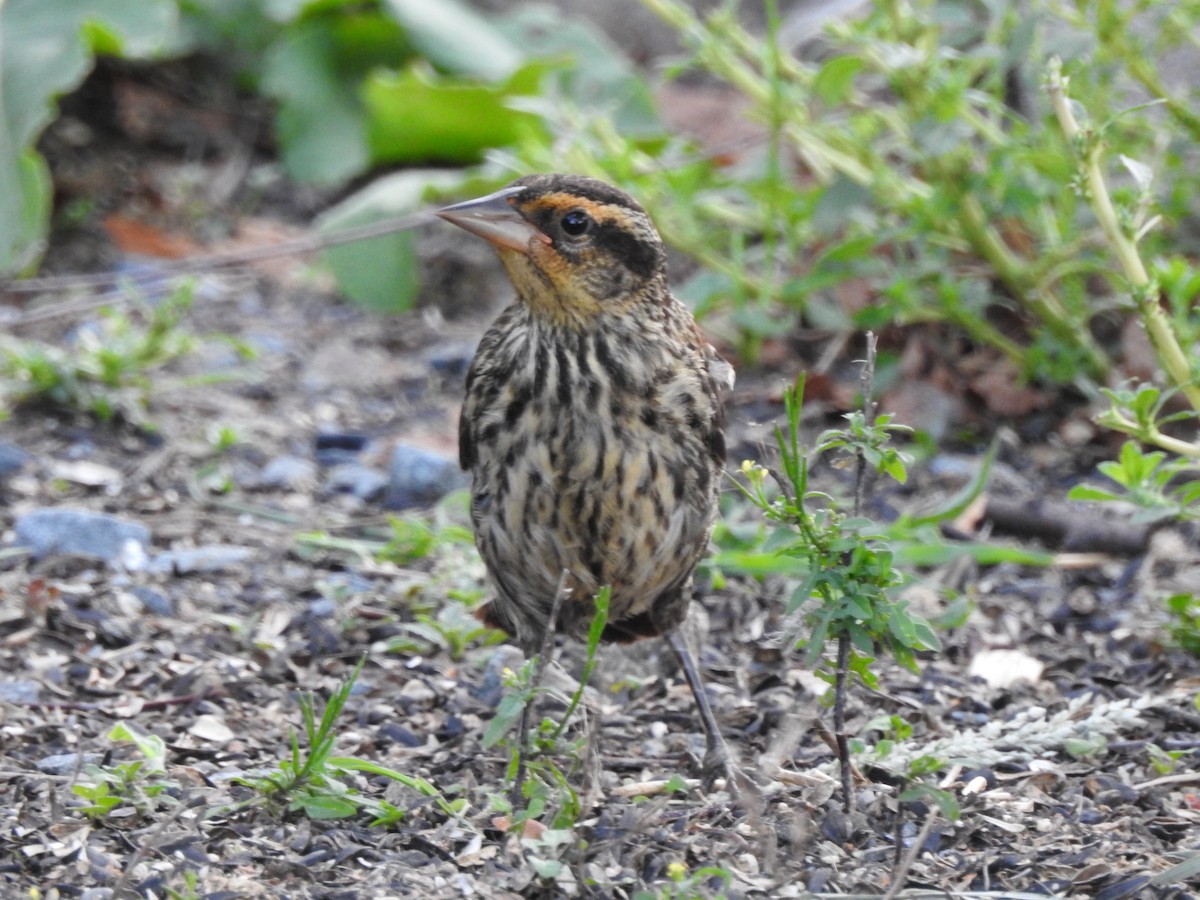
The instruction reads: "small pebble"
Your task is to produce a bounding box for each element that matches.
[150,545,255,575]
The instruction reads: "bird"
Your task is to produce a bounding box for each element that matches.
[436,174,739,786]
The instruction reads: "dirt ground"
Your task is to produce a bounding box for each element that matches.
[2,58,1200,900]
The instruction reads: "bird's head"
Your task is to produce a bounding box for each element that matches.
[436,174,668,327]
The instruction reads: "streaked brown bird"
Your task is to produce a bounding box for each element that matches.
[437,174,738,782]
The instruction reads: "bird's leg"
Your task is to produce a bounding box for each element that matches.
[510,570,570,810]
[666,628,745,793]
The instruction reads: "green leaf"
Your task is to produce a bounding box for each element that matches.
[294,793,359,819]
[261,22,370,185]
[384,0,522,82]
[886,606,919,647]
[0,0,176,274]
[1,0,177,146]
[362,62,547,164]
[904,442,996,527]
[316,168,462,312]
[910,617,942,651]
[0,148,52,276]
[482,691,527,749]
[663,773,690,794]
[528,857,564,879]
[900,782,960,820]
[813,55,864,106]
[1067,485,1124,503]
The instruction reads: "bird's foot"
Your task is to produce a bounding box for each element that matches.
[700,744,759,806]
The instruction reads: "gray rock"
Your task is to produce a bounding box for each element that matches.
[325,463,389,502]
[150,545,256,575]
[129,585,173,616]
[258,454,316,491]
[0,680,39,704]
[14,508,150,564]
[37,752,103,775]
[385,444,468,510]
[0,443,30,479]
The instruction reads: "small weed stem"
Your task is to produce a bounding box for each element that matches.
[511,569,570,809]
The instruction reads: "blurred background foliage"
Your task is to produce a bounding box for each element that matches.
[3,0,1200,420]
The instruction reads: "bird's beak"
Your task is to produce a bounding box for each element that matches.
[436,185,551,255]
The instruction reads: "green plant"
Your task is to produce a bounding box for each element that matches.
[164,869,202,900]
[483,588,610,830]
[633,863,732,900]
[452,0,1200,386]
[377,512,474,566]
[72,723,174,820]
[390,599,506,660]
[1046,56,1200,434]
[1164,593,1200,658]
[738,374,938,675]
[736,354,940,809]
[1146,741,1188,777]
[1069,439,1200,522]
[0,285,197,424]
[235,658,460,823]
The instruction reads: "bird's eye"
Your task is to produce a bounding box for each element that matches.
[560,210,592,237]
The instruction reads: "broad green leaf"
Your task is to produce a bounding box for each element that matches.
[362,62,547,164]
[813,55,864,106]
[482,690,527,749]
[1,0,176,147]
[0,149,51,276]
[886,607,919,647]
[384,0,521,82]
[317,168,462,312]
[0,0,176,274]
[910,617,941,651]
[261,21,369,185]
[294,793,359,819]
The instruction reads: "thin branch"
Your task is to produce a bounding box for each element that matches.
[881,810,940,900]
[2,211,434,326]
[854,332,878,519]
[833,634,854,814]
